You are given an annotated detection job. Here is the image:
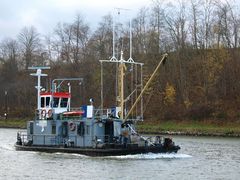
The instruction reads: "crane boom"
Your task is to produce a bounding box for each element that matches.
[124,53,168,121]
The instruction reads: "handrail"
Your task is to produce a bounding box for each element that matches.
[17,133,118,147]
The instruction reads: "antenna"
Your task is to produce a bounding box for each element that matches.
[111,7,131,61]
[128,18,133,62]
[29,66,50,110]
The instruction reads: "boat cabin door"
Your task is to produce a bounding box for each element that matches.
[105,121,114,143]
[60,122,69,145]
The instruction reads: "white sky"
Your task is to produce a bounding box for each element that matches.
[0,0,152,40]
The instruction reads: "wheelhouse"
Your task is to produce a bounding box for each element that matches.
[39,92,71,119]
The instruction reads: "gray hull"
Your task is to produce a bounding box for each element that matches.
[15,144,180,156]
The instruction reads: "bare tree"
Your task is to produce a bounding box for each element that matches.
[0,38,19,63]
[164,0,188,51]
[132,7,149,54]
[213,0,240,48]
[190,0,201,49]
[53,22,73,62]
[72,14,90,63]
[149,0,166,53]
[0,38,19,81]
[201,0,215,49]
[18,26,41,69]
[91,14,113,59]
[51,14,90,64]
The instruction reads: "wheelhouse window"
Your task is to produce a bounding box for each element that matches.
[46,97,50,107]
[41,97,44,108]
[60,98,68,108]
[53,97,59,107]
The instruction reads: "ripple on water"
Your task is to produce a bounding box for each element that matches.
[1,129,240,180]
[0,144,15,151]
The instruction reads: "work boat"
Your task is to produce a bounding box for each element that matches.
[15,53,180,156]
[15,13,180,155]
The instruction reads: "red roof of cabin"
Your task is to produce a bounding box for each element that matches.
[40,92,71,98]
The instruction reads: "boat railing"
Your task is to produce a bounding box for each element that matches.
[34,107,123,120]
[34,107,84,120]
[94,108,112,119]
[17,130,31,145]
[18,132,122,147]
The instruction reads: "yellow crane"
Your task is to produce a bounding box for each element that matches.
[124,53,168,121]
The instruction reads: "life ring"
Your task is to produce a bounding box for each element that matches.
[48,109,53,118]
[41,109,46,118]
[69,122,76,131]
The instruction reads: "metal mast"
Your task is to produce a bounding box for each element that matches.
[29,67,50,110]
[100,8,143,121]
[119,51,125,119]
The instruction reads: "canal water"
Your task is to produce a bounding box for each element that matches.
[0,128,239,180]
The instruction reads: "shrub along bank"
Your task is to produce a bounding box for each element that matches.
[136,120,240,137]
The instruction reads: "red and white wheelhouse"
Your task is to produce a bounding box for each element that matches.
[39,92,71,119]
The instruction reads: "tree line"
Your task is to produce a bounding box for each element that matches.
[1,0,240,121]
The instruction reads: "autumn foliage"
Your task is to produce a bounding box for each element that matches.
[1,0,240,121]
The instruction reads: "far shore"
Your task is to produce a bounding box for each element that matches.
[1,118,240,137]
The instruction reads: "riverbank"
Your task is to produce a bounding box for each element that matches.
[137,120,240,137]
[0,118,28,129]
[1,118,240,137]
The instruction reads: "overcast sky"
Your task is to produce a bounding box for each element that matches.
[0,0,152,40]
